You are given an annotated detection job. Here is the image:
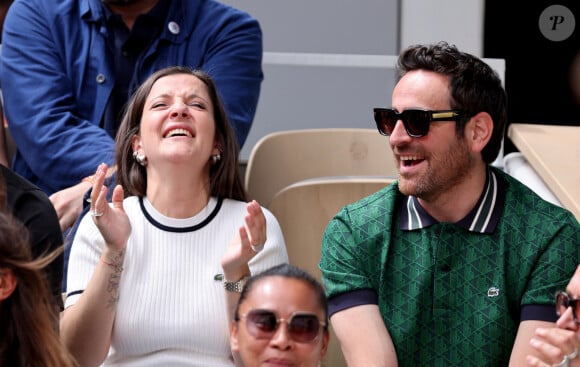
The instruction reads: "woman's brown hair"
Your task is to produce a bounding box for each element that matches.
[0,209,76,367]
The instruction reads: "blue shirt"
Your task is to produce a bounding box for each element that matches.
[103,0,170,136]
[0,0,263,194]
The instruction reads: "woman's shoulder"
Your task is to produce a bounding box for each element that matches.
[220,198,253,211]
[123,195,140,207]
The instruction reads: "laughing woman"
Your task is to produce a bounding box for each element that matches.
[60,66,288,367]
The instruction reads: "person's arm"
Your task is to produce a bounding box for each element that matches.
[49,166,117,232]
[60,165,129,366]
[511,221,579,366]
[194,5,263,148]
[222,201,288,366]
[319,204,395,365]
[60,245,125,366]
[0,0,115,194]
[331,304,398,367]
[221,201,270,322]
[510,320,557,366]
[526,265,580,366]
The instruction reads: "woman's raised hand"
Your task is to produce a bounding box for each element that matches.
[89,163,131,251]
[221,200,267,279]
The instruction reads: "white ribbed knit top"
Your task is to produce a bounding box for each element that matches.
[65,196,288,366]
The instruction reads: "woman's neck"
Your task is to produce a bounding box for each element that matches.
[145,172,212,218]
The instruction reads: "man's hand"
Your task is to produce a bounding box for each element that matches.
[49,181,92,232]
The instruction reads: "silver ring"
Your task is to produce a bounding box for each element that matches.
[567,347,579,360]
[90,209,104,217]
[553,355,570,367]
[250,243,264,253]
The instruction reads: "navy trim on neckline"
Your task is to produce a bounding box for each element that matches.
[398,168,504,233]
[139,196,224,233]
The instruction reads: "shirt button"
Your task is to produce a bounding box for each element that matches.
[168,21,180,35]
[96,74,106,84]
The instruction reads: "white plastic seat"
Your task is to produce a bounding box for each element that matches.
[268,176,395,367]
[244,128,397,206]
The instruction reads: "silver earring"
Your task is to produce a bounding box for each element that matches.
[133,151,148,166]
[211,153,221,164]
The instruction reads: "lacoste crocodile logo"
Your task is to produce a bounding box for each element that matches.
[487,287,500,297]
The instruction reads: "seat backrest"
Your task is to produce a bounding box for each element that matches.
[268,176,394,281]
[244,128,396,206]
[267,176,395,367]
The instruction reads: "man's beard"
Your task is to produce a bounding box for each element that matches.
[397,134,473,202]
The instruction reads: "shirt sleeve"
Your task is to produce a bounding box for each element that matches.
[520,212,580,313]
[8,177,65,310]
[194,4,263,148]
[0,0,115,194]
[319,207,376,300]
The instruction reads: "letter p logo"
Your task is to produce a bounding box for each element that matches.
[539,5,576,42]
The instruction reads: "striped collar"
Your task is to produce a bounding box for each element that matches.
[399,168,504,233]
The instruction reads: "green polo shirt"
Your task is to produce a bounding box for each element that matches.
[319,167,580,366]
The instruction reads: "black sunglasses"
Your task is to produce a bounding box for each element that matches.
[237,309,326,343]
[373,108,464,138]
[556,291,580,324]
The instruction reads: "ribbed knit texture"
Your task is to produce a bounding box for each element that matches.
[66,196,288,366]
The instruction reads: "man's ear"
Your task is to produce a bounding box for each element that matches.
[0,268,17,301]
[466,111,493,154]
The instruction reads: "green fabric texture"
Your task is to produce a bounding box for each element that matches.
[320,168,580,366]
